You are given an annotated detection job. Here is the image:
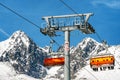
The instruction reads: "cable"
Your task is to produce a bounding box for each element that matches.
[49,36,61,47]
[60,0,112,56]
[59,0,104,42]
[0,2,40,29]
[59,0,78,14]
[113,46,120,67]
[95,32,103,43]
[58,1,118,80]
[0,1,96,79]
[59,0,104,43]
[0,2,62,50]
[83,67,99,80]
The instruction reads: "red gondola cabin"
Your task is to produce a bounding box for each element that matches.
[43,57,64,66]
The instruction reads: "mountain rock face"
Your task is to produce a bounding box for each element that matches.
[0,30,48,78]
[0,30,112,80]
[69,38,107,79]
[43,37,108,80]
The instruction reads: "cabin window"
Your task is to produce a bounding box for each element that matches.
[97,60,99,62]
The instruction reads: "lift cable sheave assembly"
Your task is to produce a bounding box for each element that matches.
[40,13,95,37]
[40,13,95,80]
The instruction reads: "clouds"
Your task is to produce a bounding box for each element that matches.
[92,0,120,9]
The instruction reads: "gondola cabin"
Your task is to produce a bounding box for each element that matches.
[43,52,64,66]
[43,57,64,66]
[90,54,115,71]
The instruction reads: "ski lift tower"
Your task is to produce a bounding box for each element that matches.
[40,13,95,80]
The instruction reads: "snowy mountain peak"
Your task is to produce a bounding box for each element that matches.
[9,30,30,47]
[12,30,25,35]
[79,37,99,46]
[0,30,31,54]
[1,30,120,80]
[0,30,48,78]
[10,30,27,39]
[75,37,100,53]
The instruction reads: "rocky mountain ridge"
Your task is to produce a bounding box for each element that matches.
[0,30,48,78]
[0,30,114,80]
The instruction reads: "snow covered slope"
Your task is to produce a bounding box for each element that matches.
[43,38,120,80]
[0,62,39,80]
[1,30,120,80]
[0,30,48,79]
[75,45,120,80]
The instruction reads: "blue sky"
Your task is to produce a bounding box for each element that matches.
[0,0,120,50]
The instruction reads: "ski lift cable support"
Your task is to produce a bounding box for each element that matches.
[58,0,115,73]
[41,11,95,80]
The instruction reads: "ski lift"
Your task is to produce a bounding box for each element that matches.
[44,56,64,66]
[43,40,64,67]
[43,52,64,66]
[90,41,115,71]
[90,54,115,71]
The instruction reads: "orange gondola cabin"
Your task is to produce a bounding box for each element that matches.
[43,57,64,66]
[43,51,64,66]
[90,54,115,71]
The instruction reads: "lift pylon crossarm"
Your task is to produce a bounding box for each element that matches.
[42,13,93,20]
[40,27,58,37]
[42,13,93,28]
[40,13,95,37]
[40,23,95,37]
